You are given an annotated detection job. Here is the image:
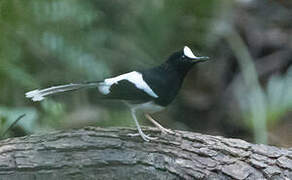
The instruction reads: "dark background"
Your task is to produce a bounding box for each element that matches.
[0,0,291,146]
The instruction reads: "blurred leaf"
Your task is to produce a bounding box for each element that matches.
[0,106,38,133]
[266,66,292,126]
[227,30,268,144]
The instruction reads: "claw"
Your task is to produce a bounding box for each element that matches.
[130,110,157,141]
[127,133,157,141]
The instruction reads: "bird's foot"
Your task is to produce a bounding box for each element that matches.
[129,110,158,141]
[127,132,158,141]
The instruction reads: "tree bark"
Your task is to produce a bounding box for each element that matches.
[0,127,291,180]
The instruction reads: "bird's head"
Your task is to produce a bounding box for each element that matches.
[167,46,209,64]
[166,46,209,72]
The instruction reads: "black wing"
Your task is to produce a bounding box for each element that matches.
[141,66,183,106]
[102,80,154,102]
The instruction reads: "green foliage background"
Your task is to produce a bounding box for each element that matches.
[0,0,291,146]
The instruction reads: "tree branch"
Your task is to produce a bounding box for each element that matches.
[0,127,291,180]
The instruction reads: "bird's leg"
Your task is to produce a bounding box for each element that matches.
[145,113,175,134]
[128,109,157,141]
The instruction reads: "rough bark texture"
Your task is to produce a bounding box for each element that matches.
[0,127,291,180]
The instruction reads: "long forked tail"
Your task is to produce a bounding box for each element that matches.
[25,81,100,102]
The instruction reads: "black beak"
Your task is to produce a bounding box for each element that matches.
[190,56,209,62]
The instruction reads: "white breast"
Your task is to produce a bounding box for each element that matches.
[127,101,165,113]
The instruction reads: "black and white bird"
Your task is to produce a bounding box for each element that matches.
[25,46,209,141]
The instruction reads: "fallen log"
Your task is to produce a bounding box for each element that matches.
[0,127,291,180]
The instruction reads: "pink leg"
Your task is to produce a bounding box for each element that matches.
[145,113,175,134]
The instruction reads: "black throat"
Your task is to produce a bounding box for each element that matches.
[164,59,194,80]
[141,59,194,106]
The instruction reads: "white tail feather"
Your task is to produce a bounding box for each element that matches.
[25,82,99,102]
[25,89,46,101]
